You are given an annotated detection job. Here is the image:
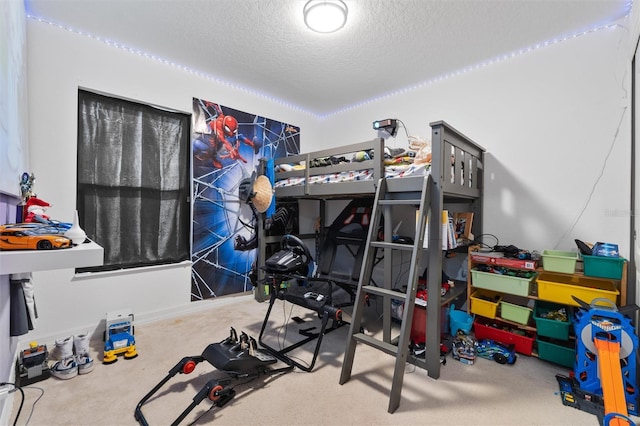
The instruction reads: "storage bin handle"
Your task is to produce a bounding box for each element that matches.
[572,295,618,312]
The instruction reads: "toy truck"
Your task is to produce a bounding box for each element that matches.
[103,310,138,364]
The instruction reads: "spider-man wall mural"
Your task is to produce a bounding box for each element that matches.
[191,98,300,300]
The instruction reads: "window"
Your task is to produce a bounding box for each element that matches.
[76,90,191,272]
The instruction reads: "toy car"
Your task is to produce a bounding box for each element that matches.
[476,338,517,365]
[451,334,478,365]
[0,224,71,250]
[103,310,138,364]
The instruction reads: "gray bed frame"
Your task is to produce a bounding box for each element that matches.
[258,120,485,378]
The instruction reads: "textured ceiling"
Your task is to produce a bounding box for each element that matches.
[25,0,631,116]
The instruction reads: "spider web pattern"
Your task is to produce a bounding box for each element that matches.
[191,98,300,300]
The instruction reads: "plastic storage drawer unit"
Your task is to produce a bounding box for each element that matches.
[473,317,535,356]
[470,268,533,297]
[533,301,570,341]
[582,255,625,280]
[541,250,579,274]
[470,289,502,319]
[500,301,532,325]
[536,272,619,307]
[536,336,576,368]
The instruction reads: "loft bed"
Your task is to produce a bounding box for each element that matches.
[257,120,485,379]
[273,120,483,200]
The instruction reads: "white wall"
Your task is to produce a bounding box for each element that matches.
[25,19,323,344]
[25,14,634,344]
[313,26,631,258]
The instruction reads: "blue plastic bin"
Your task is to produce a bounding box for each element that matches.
[449,305,473,336]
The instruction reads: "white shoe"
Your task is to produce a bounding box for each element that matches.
[74,333,94,375]
[51,336,78,380]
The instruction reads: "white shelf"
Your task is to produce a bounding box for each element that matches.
[0,240,104,275]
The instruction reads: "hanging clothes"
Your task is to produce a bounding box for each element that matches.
[10,272,37,336]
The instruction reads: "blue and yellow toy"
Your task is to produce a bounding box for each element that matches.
[103,310,138,364]
[556,297,638,426]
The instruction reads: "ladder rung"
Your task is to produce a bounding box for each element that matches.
[370,241,414,251]
[362,285,407,301]
[353,333,399,357]
[378,199,420,205]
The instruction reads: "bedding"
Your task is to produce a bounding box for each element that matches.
[274,163,430,188]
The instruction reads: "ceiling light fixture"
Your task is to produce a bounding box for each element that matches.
[303,0,348,34]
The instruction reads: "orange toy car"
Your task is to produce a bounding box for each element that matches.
[0,224,72,250]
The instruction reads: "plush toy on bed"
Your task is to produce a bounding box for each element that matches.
[352,150,371,162]
[409,136,432,165]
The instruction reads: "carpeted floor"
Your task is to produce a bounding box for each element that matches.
[9,293,635,425]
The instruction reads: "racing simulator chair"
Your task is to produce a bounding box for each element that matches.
[135,172,294,425]
[134,327,293,425]
[258,198,375,372]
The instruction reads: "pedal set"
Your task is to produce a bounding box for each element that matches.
[135,327,291,425]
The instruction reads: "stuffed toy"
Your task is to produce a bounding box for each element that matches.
[23,196,72,230]
[409,136,432,165]
[24,197,52,223]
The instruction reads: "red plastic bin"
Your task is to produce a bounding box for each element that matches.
[410,304,449,344]
[473,317,535,356]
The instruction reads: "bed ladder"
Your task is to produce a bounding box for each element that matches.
[339,175,432,414]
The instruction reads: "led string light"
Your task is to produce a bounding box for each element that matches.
[26,15,313,117]
[28,1,633,120]
[321,19,629,119]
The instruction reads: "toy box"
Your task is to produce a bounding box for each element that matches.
[536,272,619,307]
[500,301,532,325]
[533,301,570,340]
[581,254,625,280]
[541,250,579,274]
[470,268,533,297]
[473,317,535,356]
[470,289,502,319]
[536,336,576,368]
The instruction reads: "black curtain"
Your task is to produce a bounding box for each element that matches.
[76,90,190,272]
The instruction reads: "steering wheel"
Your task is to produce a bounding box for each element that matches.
[281,234,312,267]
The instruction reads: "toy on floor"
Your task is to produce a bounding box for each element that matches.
[476,338,517,365]
[451,331,477,365]
[556,297,638,426]
[103,310,138,364]
[134,327,292,425]
[15,341,50,386]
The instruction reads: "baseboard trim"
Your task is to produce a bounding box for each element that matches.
[16,292,256,348]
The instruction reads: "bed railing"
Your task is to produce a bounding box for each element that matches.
[274,138,385,197]
[431,120,484,199]
[273,121,484,199]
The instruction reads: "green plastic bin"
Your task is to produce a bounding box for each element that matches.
[470,268,533,297]
[541,250,579,274]
[500,301,532,325]
[582,255,625,280]
[533,301,570,340]
[536,336,576,368]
